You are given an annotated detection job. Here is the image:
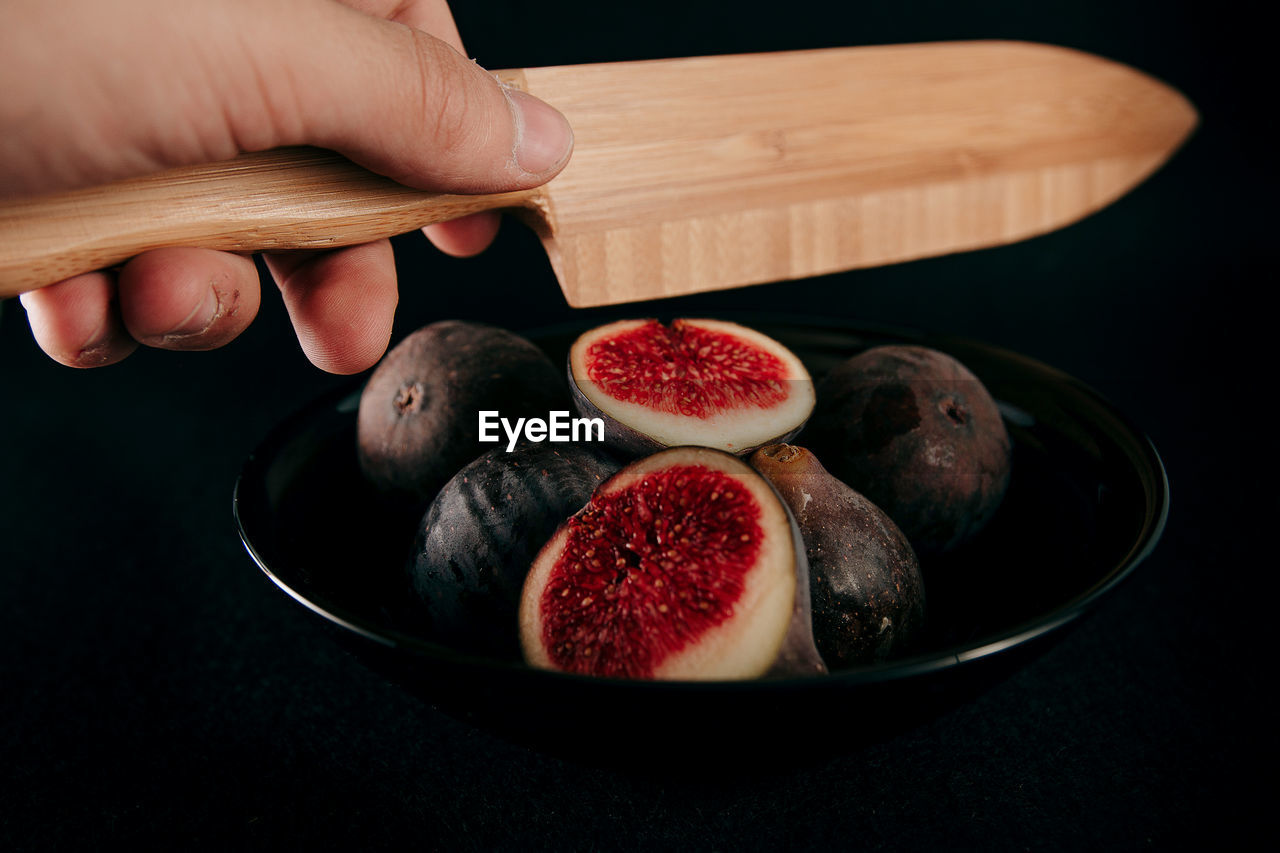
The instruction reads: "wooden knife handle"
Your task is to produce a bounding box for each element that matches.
[0,146,545,299]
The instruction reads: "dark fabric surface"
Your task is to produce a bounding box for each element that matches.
[1,2,1267,850]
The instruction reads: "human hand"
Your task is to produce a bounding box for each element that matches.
[3,0,573,373]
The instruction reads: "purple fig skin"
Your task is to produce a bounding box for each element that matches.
[751,444,925,668]
[410,444,620,660]
[356,320,568,502]
[806,345,1012,555]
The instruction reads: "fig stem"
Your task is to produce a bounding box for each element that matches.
[759,443,801,463]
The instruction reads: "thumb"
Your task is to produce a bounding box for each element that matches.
[275,4,573,194]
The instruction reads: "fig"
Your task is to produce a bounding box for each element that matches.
[409,444,621,659]
[567,318,815,457]
[357,320,568,502]
[806,345,1012,555]
[750,444,924,667]
[519,446,827,680]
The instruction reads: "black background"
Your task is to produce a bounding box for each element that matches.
[1,1,1268,849]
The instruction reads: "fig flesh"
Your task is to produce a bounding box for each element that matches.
[357,320,568,502]
[806,345,1012,555]
[519,446,826,680]
[750,444,924,667]
[410,444,621,659]
[567,318,815,457]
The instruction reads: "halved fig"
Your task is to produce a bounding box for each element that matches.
[519,446,826,681]
[567,319,815,456]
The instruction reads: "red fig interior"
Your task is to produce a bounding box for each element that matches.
[519,447,799,680]
[568,319,815,454]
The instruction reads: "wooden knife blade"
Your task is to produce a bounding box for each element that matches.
[0,40,1197,305]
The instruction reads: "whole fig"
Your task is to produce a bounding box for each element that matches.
[806,345,1012,555]
[410,444,620,659]
[356,320,568,502]
[751,444,924,667]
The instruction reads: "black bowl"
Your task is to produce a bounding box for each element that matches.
[234,319,1167,767]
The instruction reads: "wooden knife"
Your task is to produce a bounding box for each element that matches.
[0,40,1196,306]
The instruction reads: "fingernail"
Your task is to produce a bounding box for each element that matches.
[165,286,220,340]
[508,89,573,175]
[73,317,117,366]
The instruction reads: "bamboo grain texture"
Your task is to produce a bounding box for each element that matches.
[0,41,1197,305]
